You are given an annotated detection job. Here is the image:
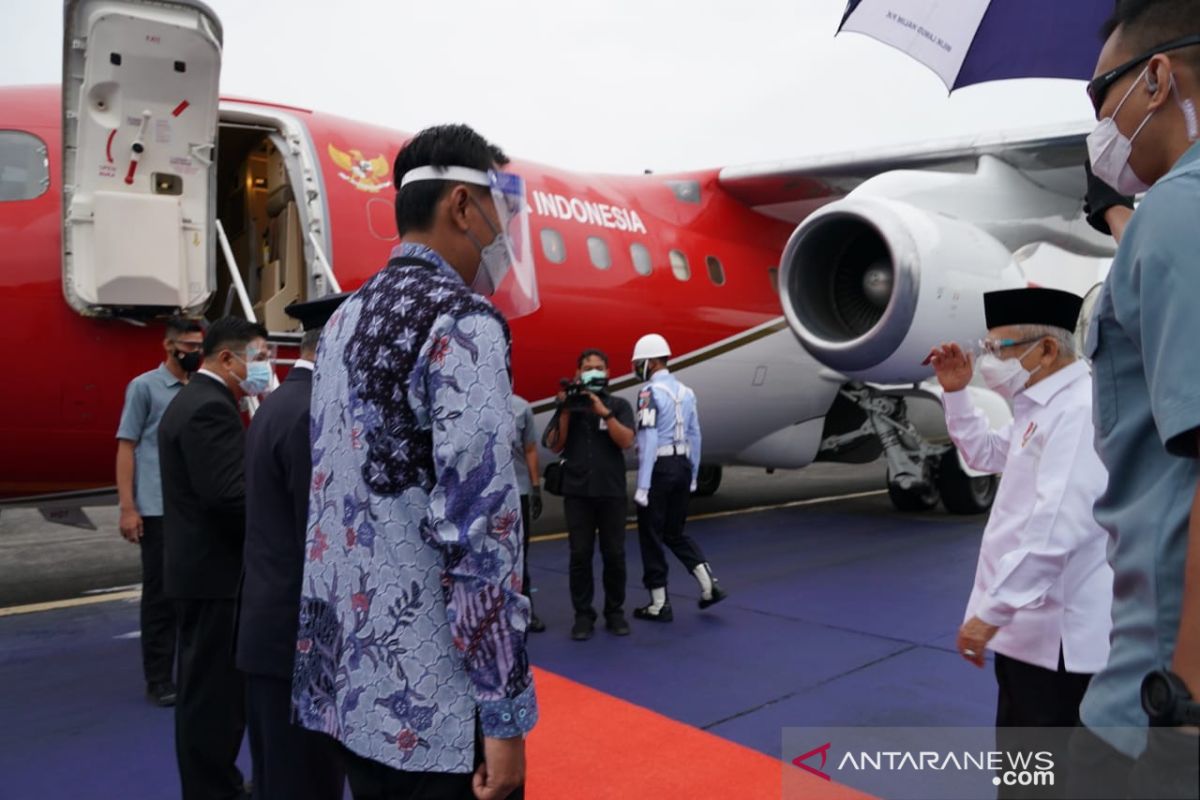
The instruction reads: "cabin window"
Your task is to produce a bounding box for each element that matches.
[540,227,566,264]
[0,131,49,202]
[669,249,691,281]
[630,243,653,276]
[768,267,779,292]
[706,256,726,286]
[587,236,611,270]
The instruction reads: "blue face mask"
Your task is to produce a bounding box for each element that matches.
[240,360,272,396]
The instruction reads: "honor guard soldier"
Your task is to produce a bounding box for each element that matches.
[630,333,727,622]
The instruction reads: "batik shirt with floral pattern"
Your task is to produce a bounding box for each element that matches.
[292,243,537,772]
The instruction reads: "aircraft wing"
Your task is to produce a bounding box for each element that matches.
[717,122,1092,223]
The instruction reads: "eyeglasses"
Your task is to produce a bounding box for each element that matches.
[978,337,1042,357]
[1087,34,1200,115]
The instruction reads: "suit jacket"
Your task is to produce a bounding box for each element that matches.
[158,372,247,600]
[236,367,312,678]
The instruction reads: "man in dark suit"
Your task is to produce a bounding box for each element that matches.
[160,316,270,800]
[237,295,348,800]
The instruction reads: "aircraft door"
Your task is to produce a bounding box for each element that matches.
[62,0,223,316]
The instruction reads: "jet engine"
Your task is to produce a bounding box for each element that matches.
[778,195,1024,384]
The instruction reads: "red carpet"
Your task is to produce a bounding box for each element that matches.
[526,667,875,799]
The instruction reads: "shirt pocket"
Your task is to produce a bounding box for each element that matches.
[1085,313,1119,437]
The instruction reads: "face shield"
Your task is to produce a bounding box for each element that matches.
[399,165,539,319]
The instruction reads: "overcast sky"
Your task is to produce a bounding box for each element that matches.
[2,0,1098,174]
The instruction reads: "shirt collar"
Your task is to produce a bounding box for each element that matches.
[1167,138,1200,176]
[156,362,184,388]
[195,368,227,388]
[389,242,463,284]
[651,369,672,383]
[293,359,315,371]
[1019,359,1088,407]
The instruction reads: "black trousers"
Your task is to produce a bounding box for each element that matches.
[519,495,534,614]
[175,598,246,800]
[139,516,176,685]
[563,495,627,620]
[636,456,706,591]
[342,735,523,800]
[246,673,344,800]
[993,651,1092,800]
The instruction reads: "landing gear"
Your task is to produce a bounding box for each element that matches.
[820,383,998,515]
[693,464,723,497]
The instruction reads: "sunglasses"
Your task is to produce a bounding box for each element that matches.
[1087,34,1200,115]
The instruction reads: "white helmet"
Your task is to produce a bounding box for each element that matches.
[632,333,671,362]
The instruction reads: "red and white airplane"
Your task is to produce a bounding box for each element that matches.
[0,0,1116,521]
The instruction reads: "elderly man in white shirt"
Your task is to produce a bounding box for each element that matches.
[928,288,1113,771]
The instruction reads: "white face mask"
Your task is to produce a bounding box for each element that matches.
[976,342,1043,400]
[1087,66,1158,195]
[467,196,512,297]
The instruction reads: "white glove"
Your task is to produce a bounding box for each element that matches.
[634,488,650,507]
[690,480,698,493]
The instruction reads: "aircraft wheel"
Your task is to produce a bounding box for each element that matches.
[886,468,939,512]
[936,452,998,515]
[693,464,722,497]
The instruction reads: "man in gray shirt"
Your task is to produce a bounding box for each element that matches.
[512,393,546,633]
[115,317,205,707]
[1073,2,1200,797]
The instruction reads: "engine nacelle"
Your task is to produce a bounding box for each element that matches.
[778,195,1024,384]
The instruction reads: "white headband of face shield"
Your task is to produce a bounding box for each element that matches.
[399,165,492,189]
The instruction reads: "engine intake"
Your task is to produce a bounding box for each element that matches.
[779,196,1022,384]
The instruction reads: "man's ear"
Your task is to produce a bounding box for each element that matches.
[447,185,472,232]
[1146,55,1174,111]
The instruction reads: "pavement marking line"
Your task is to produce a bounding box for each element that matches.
[0,589,141,618]
[529,488,888,543]
[0,490,889,614]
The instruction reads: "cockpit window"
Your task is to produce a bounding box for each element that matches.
[0,131,49,202]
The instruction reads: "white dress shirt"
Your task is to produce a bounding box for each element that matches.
[944,360,1113,673]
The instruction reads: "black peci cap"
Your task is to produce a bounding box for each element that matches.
[983,288,1084,333]
[284,292,352,332]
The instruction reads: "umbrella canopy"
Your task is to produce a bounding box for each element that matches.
[839,0,1114,92]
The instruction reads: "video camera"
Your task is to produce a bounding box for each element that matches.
[559,378,594,411]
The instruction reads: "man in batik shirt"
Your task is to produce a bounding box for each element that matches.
[293,124,537,800]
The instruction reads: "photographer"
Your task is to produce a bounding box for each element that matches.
[544,349,635,641]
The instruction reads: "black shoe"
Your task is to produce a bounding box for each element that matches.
[528,615,546,633]
[632,603,673,623]
[146,681,177,707]
[570,618,594,641]
[605,613,631,636]
[699,583,728,610]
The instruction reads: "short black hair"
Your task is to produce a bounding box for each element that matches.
[165,316,205,340]
[392,125,509,236]
[578,348,609,368]
[300,328,322,355]
[1102,0,1200,75]
[203,317,268,359]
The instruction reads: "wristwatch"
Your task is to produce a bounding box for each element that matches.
[601,410,614,420]
[1141,669,1200,726]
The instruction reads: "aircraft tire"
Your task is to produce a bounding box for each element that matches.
[936,452,998,515]
[886,468,939,512]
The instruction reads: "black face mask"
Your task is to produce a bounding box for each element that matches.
[175,349,201,373]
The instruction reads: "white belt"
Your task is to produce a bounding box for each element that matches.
[656,444,690,458]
